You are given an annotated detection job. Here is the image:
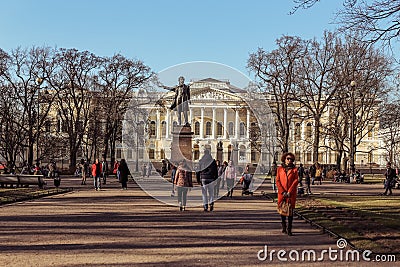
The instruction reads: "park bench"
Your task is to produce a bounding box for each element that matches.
[0,174,46,189]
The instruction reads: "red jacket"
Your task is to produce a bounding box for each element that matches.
[276,166,299,207]
[92,163,102,177]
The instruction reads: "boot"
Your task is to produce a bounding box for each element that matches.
[281,216,287,234]
[204,204,208,212]
[210,203,214,212]
[287,216,293,236]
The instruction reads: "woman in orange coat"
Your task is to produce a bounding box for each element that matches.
[276,152,299,236]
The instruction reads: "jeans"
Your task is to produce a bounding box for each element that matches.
[177,187,189,206]
[94,175,101,190]
[201,179,214,207]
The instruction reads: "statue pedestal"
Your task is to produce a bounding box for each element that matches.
[170,125,193,167]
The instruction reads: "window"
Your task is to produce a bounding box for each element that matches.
[127,149,133,159]
[116,149,122,159]
[149,121,156,137]
[148,148,155,159]
[205,121,211,136]
[194,121,200,135]
[295,123,301,138]
[239,145,246,161]
[217,122,223,136]
[306,151,312,162]
[161,121,166,137]
[228,144,232,161]
[228,122,234,136]
[160,149,165,159]
[240,122,245,137]
[250,122,259,139]
[306,123,312,138]
[45,120,51,132]
[368,125,373,138]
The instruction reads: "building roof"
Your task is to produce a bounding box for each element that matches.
[191,78,246,94]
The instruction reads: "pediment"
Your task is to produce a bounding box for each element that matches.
[191,87,242,102]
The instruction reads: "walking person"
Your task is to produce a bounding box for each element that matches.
[297,163,304,187]
[214,160,225,198]
[147,163,152,177]
[113,160,120,180]
[382,162,397,196]
[101,157,108,185]
[79,158,87,185]
[118,159,131,190]
[220,161,227,189]
[276,152,299,236]
[309,162,316,185]
[170,164,177,197]
[199,149,218,211]
[304,168,312,195]
[174,160,193,211]
[224,160,236,198]
[92,158,102,191]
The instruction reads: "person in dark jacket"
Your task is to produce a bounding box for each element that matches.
[118,159,131,190]
[199,149,218,211]
[382,162,397,196]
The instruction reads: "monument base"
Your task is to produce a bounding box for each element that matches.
[169,125,193,168]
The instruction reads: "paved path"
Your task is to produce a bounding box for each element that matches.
[0,175,394,266]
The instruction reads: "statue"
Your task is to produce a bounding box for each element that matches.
[162,76,191,126]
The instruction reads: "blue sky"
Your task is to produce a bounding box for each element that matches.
[1,0,341,79]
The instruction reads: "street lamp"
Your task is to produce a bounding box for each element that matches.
[35,77,44,163]
[349,80,356,175]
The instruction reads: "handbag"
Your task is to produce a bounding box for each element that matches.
[277,200,291,216]
[277,168,292,216]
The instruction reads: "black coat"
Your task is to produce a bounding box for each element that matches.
[118,163,131,182]
[199,154,218,181]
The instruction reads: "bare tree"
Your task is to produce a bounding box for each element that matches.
[379,101,400,165]
[96,54,153,166]
[292,0,400,46]
[293,31,340,161]
[248,36,306,153]
[47,48,101,172]
[0,47,56,168]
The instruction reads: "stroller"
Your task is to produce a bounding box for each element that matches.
[241,173,253,196]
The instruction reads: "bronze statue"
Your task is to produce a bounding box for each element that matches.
[162,76,191,126]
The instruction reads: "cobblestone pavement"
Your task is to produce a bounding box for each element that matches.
[0,175,395,266]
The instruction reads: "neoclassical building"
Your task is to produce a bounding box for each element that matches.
[123,78,276,171]
[122,77,385,172]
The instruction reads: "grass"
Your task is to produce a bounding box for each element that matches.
[295,194,400,254]
[0,187,73,205]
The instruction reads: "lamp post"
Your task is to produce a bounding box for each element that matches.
[349,80,356,175]
[35,77,44,163]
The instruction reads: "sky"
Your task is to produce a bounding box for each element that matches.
[0,0,342,85]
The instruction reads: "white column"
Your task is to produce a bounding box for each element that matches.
[166,109,170,139]
[223,108,227,139]
[189,108,193,125]
[200,107,204,139]
[235,108,239,139]
[246,109,250,139]
[212,107,216,139]
[156,109,160,140]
